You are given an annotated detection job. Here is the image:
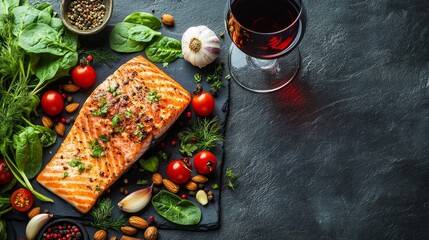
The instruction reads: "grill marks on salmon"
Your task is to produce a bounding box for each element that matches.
[37,56,191,213]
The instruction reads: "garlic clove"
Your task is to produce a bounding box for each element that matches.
[118,184,153,213]
[26,213,53,240]
[195,190,208,206]
[182,25,220,68]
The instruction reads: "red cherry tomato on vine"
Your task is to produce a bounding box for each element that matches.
[166,159,192,184]
[41,90,64,116]
[71,60,96,88]
[192,91,215,116]
[0,159,12,185]
[193,151,217,175]
[10,188,34,212]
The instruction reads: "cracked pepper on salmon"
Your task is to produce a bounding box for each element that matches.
[37,55,191,214]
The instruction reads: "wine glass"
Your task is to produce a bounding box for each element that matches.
[225,0,306,93]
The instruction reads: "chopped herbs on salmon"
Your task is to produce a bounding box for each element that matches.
[148,90,161,103]
[89,140,106,158]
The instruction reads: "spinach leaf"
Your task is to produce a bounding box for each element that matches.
[109,22,146,53]
[49,17,63,32]
[18,23,74,56]
[138,155,159,172]
[123,12,162,30]
[22,94,39,118]
[34,125,56,147]
[145,36,182,63]
[33,2,54,17]
[13,126,43,179]
[152,190,201,225]
[12,5,51,36]
[0,0,19,15]
[128,25,161,43]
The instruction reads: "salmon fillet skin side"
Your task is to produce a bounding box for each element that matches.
[37,55,191,214]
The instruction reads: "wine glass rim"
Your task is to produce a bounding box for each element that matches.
[228,0,303,35]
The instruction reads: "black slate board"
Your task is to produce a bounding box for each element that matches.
[5,1,230,236]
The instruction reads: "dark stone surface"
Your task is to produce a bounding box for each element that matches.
[9,0,429,239]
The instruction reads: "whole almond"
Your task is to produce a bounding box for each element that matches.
[151,173,163,185]
[121,226,137,236]
[143,226,158,240]
[129,216,148,230]
[163,179,179,193]
[27,207,41,219]
[63,83,80,92]
[41,116,53,128]
[185,181,198,191]
[192,175,208,184]
[65,103,80,113]
[161,14,174,27]
[55,122,66,136]
[94,229,107,240]
[120,236,142,240]
[110,237,118,240]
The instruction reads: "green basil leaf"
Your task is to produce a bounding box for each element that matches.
[13,126,43,179]
[128,25,161,43]
[152,190,201,225]
[109,22,146,53]
[139,155,159,173]
[123,12,162,30]
[145,36,182,63]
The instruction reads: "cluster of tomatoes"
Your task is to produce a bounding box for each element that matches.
[41,56,96,116]
[166,151,217,185]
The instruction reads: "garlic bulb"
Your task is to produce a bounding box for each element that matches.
[182,25,220,68]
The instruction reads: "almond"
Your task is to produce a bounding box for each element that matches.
[161,14,174,27]
[120,236,142,240]
[55,122,66,136]
[143,226,158,240]
[65,103,80,113]
[41,116,53,128]
[163,179,179,193]
[129,216,148,230]
[63,83,80,92]
[151,173,163,185]
[27,207,41,219]
[94,229,107,240]
[110,237,118,240]
[121,226,137,236]
[185,181,198,191]
[192,175,208,184]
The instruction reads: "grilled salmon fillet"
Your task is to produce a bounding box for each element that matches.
[37,55,191,213]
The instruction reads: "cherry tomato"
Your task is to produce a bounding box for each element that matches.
[71,61,96,88]
[166,159,192,184]
[0,159,12,185]
[86,55,93,61]
[193,151,217,175]
[10,188,34,212]
[192,91,215,116]
[41,90,64,116]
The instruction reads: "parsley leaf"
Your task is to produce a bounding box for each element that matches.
[89,139,105,158]
[225,168,238,190]
[99,135,110,142]
[147,90,161,103]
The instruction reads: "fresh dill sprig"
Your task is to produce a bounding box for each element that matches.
[179,117,224,157]
[90,198,127,231]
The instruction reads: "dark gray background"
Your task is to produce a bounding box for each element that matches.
[15,0,429,239]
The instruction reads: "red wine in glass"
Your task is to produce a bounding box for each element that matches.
[227,0,304,59]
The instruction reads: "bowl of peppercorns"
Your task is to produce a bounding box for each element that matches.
[60,0,113,35]
[37,218,89,240]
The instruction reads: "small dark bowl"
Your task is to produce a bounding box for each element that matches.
[37,218,89,240]
[60,0,113,35]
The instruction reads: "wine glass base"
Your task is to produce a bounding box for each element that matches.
[228,45,301,93]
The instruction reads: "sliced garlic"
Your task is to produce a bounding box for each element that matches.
[182,25,220,68]
[26,213,53,240]
[118,184,153,213]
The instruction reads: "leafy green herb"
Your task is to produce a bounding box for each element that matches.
[124,110,132,119]
[179,117,224,156]
[152,190,201,225]
[63,172,68,179]
[206,63,225,95]
[89,140,105,158]
[95,186,101,191]
[91,198,127,231]
[99,135,110,142]
[111,114,123,128]
[163,62,169,68]
[147,90,161,103]
[145,36,182,63]
[137,179,150,185]
[92,98,108,117]
[212,183,219,189]
[69,158,92,173]
[225,168,238,190]
[158,150,169,162]
[107,86,121,96]
[193,73,202,83]
[139,155,159,173]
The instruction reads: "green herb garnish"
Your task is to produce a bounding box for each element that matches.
[69,158,92,173]
[91,198,127,231]
[92,97,108,117]
[225,168,238,190]
[107,86,121,96]
[124,109,132,119]
[193,73,202,83]
[99,135,110,142]
[89,140,105,158]
[179,117,224,156]
[212,183,219,189]
[147,90,161,103]
[137,179,150,185]
[111,114,123,128]
[63,172,69,179]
